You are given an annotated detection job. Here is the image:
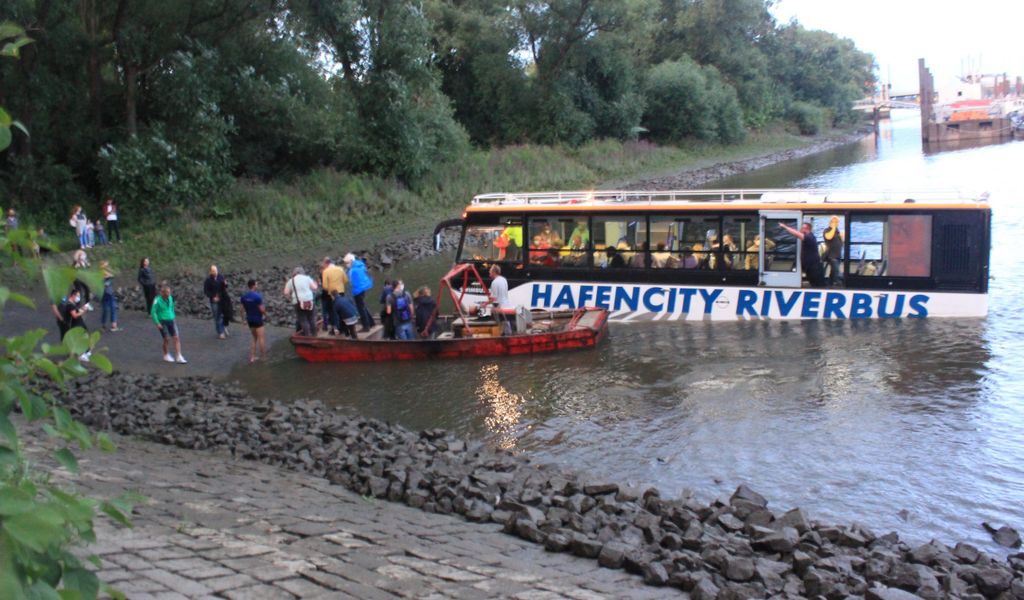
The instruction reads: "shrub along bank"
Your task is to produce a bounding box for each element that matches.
[60,127,850,277]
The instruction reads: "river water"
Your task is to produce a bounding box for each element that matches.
[237,111,1024,554]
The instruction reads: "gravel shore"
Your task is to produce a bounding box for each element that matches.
[44,371,1024,599]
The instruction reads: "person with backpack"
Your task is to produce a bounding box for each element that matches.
[379,280,395,339]
[343,253,375,331]
[386,279,415,340]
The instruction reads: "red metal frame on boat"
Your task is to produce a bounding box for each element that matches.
[424,263,493,338]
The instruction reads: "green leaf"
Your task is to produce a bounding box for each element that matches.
[0,486,34,515]
[9,291,33,308]
[0,106,10,127]
[0,22,26,41]
[99,582,126,600]
[0,445,19,468]
[98,502,130,528]
[0,125,11,152]
[2,506,65,552]
[61,568,99,600]
[53,448,78,473]
[26,581,61,600]
[62,328,90,356]
[87,353,112,375]
[35,357,62,383]
[96,433,114,452]
[0,569,26,600]
[0,412,17,445]
[41,266,78,305]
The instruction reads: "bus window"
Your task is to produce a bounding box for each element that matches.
[593,216,644,268]
[849,215,932,277]
[528,216,589,268]
[722,216,756,270]
[649,216,718,269]
[460,217,523,264]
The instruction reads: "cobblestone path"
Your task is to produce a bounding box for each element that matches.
[44,428,678,599]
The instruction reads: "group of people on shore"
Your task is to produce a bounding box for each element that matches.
[49,240,447,367]
[69,198,121,249]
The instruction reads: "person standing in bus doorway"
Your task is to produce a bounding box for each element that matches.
[779,221,826,287]
[823,216,844,286]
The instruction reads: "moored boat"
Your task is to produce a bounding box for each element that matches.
[290,264,609,362]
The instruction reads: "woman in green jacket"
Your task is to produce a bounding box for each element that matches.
[151,284,187,364]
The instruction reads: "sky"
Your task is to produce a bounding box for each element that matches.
[771,0,1024,94]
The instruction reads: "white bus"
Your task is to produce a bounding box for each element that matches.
[435,190,991,321]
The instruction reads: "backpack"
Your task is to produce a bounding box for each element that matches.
[392,293,411,323]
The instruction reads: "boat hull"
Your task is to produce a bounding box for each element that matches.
[290,309,608,362]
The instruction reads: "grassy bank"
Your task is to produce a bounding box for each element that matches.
[50,126,845,276]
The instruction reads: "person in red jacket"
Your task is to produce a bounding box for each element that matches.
[102,197,121,243]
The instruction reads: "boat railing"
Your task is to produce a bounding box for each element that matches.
[469,189,989,206]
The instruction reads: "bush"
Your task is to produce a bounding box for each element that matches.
[642,58,746,143]
[788,101,829,135]
[97,124,232,218]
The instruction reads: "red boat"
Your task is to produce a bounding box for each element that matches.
[290,263,609,362]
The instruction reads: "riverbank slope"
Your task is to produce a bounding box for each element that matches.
[72,126,867,278]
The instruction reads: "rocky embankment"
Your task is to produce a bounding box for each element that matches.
[613,129,871,191]
[118,234,459,327]
[57,372,1024,599]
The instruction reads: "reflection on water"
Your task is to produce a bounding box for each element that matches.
[239,110,1024,554]
[477,364,525,449]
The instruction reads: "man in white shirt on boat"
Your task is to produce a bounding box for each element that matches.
[489,265,516,334]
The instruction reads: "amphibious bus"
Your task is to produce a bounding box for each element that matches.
[434,190,991,321]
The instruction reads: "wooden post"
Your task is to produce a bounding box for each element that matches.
[918,58,934,142]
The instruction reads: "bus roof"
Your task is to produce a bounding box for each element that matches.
[466,189,990,212]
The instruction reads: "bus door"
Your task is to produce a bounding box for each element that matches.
[759,210,801,288]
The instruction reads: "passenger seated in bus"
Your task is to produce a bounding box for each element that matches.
[529,235,551,264]
[710,234,737,269]
[541,247,560,267]
[569,221,589,250]
[605,246,626,268]
[626,241,645,268]
[745,235,771,270]
[681,247,699,269]
[652,243,671,268]
[692,243,710,269]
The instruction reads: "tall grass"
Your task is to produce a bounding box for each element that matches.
[76,128,832,275]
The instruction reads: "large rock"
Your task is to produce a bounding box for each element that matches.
[866,585,925,600]
[974,567,1013,596]
[730,484,768,509]
[597,542,629,569]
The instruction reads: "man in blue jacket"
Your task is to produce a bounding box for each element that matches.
[344,253,375,331]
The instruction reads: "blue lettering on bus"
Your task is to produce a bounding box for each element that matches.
[532,283,553,307]
[614,286,640,312]
[578,285,594,308]
[775,291,801,317]
[529,284,933,320]
[760,289,773,317]
[642,287,665,312]
[822,292,847,319]
[908,294,929,318]
[677,288,696,313]
[736,290,758,316]
[800,291,822,318]
[850,293,873,319]
[699,289,722,314]
[553,286,575,309]
[877,294,905,318]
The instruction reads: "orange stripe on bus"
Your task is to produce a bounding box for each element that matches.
[465,203,989,213]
